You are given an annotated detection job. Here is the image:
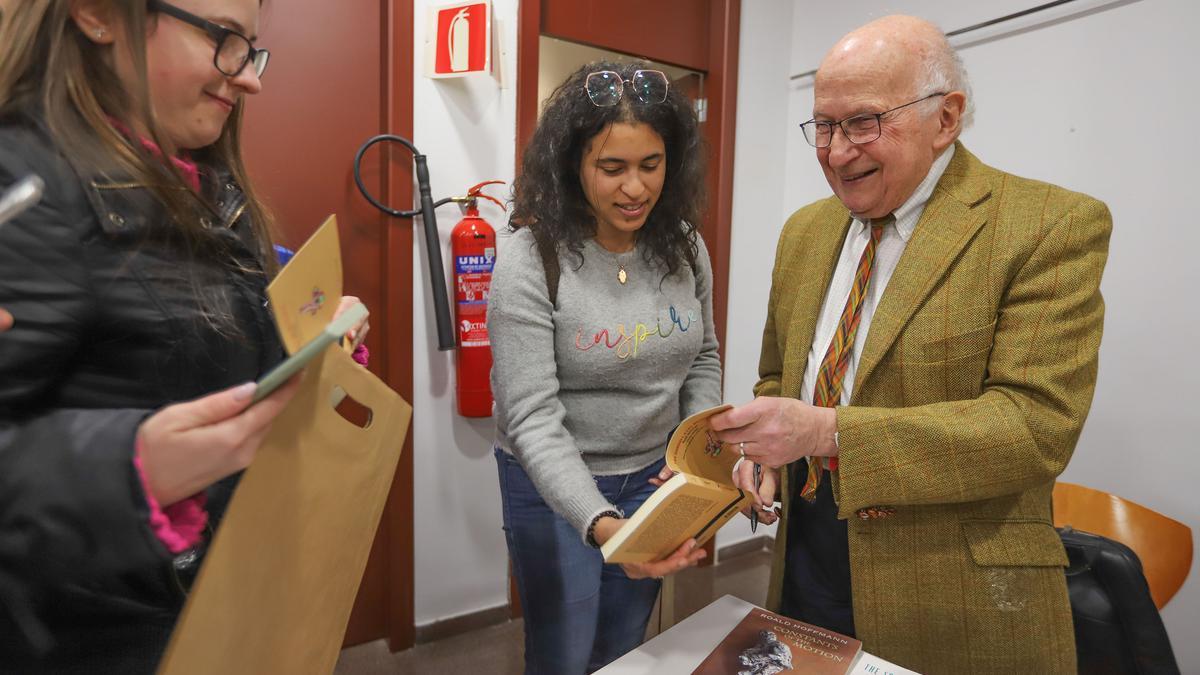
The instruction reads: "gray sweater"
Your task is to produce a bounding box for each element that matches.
[489,227,722,538]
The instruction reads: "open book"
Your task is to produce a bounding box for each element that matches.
[692,604,863,675]
[601,404,753,564]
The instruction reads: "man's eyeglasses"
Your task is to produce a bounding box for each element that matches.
[585,70,669,107]
[799,92,946,148]
[147,0,270,79]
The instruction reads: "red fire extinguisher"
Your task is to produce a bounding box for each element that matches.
[451,180,504,417]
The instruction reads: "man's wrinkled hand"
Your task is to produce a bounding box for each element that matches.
[709,397,837,469]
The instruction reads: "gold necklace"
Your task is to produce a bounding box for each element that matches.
[596,236,633,284]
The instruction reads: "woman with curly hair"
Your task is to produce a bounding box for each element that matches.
[488,61,721,673]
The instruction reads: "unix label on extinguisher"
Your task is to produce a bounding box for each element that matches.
[455,248,494,348]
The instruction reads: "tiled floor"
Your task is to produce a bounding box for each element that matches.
[334,546,773,674]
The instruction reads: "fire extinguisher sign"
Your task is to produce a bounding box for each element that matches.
[455,249,493,348]
[455,252,494,304]
[425,1,491,78]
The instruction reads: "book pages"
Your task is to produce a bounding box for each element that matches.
[666,404,738,486]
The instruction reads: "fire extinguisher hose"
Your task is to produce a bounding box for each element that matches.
[353,134,456,351]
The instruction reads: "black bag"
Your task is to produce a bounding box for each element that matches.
[1059,526,1181,674]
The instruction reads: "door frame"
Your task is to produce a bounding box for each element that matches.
[381,0,417,652]
[242,0,417,651]
[342,0,419,651]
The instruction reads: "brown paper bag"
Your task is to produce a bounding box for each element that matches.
[266,215,345,355]
[158,347,410,675]
[158,215,411,674]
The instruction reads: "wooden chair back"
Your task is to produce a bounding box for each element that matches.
[1053,482,1192,609]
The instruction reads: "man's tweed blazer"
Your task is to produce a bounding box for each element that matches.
[757,142,1111,674]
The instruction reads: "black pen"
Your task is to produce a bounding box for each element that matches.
[750,462,761,533]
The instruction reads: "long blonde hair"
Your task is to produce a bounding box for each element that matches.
[0,0,278,280]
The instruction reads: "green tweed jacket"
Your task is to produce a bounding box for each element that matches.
[757,142,1111,674]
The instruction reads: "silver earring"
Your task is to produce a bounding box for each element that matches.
[96,28,106,38]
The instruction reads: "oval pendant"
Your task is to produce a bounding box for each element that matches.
[617,267,627,284]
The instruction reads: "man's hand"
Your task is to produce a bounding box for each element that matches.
[709,397,837,469]
[0,308,10,332]
[592,517,707,579]
[734,460,780,525]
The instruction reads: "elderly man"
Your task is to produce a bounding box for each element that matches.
[712,15,1110,674]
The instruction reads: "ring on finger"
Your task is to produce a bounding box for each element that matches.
[738,441,746,456]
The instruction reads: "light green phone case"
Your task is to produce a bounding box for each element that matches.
[251,302,368,403]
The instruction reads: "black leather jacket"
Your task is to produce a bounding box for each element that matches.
[0,113,283,671]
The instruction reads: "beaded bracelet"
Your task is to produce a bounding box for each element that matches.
[585,509,622,548]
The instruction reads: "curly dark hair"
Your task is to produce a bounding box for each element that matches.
[510,60,707,279]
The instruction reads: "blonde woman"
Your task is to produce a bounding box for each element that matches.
[0,1,365,671]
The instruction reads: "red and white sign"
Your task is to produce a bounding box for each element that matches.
[425,1,491,78]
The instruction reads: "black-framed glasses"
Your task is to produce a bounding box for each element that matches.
[799,92,946,148]
[584,70,669,107]
[147,0,270,79]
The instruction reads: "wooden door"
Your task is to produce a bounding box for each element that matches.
[241,0,417,650]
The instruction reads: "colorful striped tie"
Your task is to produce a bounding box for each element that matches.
[801,216,892,502]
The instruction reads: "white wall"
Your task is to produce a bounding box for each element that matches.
[723,0,1200,670]
[411,0,518,625]
[717,0,795,552]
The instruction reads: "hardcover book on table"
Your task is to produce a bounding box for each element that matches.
[692,605,862,675]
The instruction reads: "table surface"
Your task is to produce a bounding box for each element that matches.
[596,595,919,675]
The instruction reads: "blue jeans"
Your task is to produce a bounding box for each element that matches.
[495,447,663,675]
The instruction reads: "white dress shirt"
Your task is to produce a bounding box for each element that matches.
[800,145,956,408]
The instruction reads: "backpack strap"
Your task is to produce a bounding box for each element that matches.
[531,229,560,308]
